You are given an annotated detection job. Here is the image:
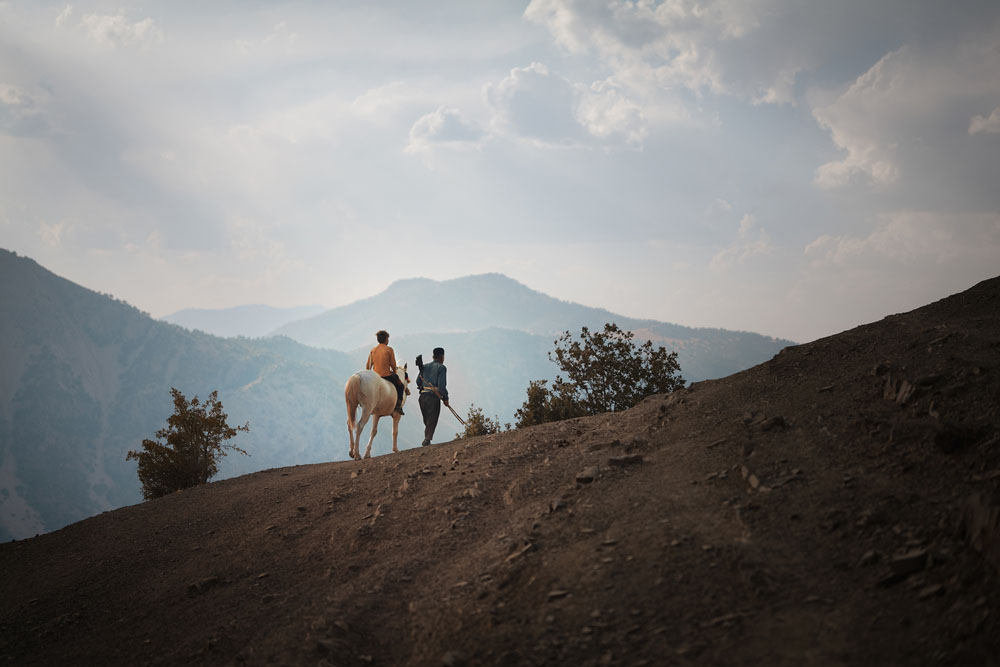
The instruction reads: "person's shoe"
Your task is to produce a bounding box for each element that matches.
[421,439,431,447]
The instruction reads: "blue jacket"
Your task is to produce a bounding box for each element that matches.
[417,361,448,401]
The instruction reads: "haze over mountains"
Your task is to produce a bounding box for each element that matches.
[162,304,326,339]
[277,273,794,383]
[0,249,791,541]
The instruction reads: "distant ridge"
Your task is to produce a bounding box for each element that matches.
[273,272,794,382]
[161,304,326,338]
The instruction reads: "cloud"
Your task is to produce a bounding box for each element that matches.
[710,213,773,271]
[485,62,584,145]
[812,31,1000,189]
[804,211,1000,268]
[76,11,162,48]
[970,106,1000,135]
[576,78,647,145]
[405,106,485,154]
[523,0,790,102]
[0,83,51,137]
[483,63,649,147]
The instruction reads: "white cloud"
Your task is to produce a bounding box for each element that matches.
[813,32,1000,189]
[576,78,647,145]
[710,213,773,271]
[55,5,73,28]
[0,83,50,137]
[484,63,651,147]
[804,211,1000,268]
[524,0,788,103]
[485,62,584,145]
[77,12,162,48]
[352,82,413,118]
[405,106,485,154]
[970,106,1000,135]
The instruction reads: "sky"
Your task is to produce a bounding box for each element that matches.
[1,1,999,343]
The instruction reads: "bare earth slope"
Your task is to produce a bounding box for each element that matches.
[2,277,999,666]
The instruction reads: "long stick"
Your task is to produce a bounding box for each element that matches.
[418,373,466,426]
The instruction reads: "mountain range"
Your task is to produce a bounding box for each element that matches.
[272,273,794,383]
[0,250,792,540]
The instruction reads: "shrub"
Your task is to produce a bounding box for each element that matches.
[126,388,249,500]
[515,323,684,428]
[458,404,508,438]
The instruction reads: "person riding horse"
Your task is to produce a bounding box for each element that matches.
[366,330,404,415]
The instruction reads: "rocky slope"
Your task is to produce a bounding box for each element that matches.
[1,276,998,665]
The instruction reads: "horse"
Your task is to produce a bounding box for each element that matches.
[344,364,410,460]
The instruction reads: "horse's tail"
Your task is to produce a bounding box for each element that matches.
[345,373,361,422]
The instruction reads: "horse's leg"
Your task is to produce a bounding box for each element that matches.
[391,414,400,454]
[346,399,357,460]
[354,408,373,461]
[364,415,380,459]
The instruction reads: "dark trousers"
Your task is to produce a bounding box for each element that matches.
[419,392,441,442]
[382,374,404,407]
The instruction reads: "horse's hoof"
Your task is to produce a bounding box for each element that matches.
[363,453,371,459]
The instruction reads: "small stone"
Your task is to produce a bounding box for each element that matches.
[576,467,598,484]
[860,550,879,566]
[889,548,929,577]
[919,584,944,600]
[760,416,786,431]
[608,454,644,466]
[441,650,465,666]
[547,590,570,601]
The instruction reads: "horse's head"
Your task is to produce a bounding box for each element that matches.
[398,363,411,395]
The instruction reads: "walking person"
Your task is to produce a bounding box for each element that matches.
[366,330,404,415]
[416,347,449,446]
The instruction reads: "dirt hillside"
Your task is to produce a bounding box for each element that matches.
[2,277,999,666]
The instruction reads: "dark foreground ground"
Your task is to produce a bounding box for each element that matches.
[2,277,999,666]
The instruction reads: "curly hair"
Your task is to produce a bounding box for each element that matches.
[376,330,389,344]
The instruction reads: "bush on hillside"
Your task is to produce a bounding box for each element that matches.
[458,404,508,438]
[515,323,684,428]
[126,388,249,500]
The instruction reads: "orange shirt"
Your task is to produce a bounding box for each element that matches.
[366,343,397,377]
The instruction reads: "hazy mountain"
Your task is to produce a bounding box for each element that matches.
[275,273,795,382]
[0,249,355,541]
[161,304,326,338]
[0,254,793,541]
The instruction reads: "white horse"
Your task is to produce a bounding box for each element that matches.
[344,364,410,460]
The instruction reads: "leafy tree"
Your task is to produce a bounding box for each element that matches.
[458,404,508,438]
[126,388,249,500]
[515,323,684,428]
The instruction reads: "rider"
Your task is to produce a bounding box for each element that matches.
[366,330,404,415]
[416,347,448,446]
